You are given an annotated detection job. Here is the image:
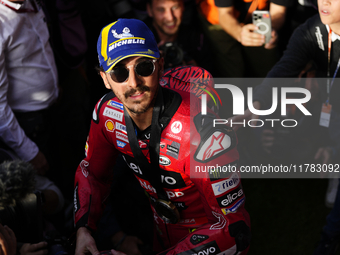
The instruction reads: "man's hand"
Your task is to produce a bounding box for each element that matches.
[0,225,16,255]
[29,151,49,176]
[315,147,333,165]
[264,30,278,49]
[315,147,333,178]
[75,227,99,255]
[19,242,48,255]
[240,24,265,47]
[111,232,143,255]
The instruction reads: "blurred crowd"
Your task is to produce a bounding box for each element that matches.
[1,0,340,254]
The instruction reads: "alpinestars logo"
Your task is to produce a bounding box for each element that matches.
[195,131,231,162]
[203,133,225,160]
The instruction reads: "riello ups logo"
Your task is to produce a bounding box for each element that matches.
[200,84,311,128]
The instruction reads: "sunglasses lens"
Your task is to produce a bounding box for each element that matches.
[111,67,129,83]
[136,60,155,77]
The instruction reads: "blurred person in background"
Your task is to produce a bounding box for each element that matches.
[144,0,216,74]
[0,0,58,176]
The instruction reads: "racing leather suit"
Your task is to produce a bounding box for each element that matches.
[74,67,251,255]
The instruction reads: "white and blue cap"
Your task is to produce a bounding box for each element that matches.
[97,18,160,72]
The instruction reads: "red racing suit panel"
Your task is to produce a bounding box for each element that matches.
[74,87,250,254]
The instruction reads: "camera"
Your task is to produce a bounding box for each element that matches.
[0,192,43,243]
[45,230,72,255]
[159,42,184,70]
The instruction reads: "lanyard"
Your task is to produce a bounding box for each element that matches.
[0,0,37,13]
[326,28,340,103]
[124,87,168,201]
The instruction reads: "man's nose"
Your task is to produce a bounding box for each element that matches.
[164,9,175,21]
[127,68,142,88]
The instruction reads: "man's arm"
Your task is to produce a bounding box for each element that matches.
[74,99,121,255]
[264,2,287,49]
[217,6,265,47]
[0,42,48,174]
[269,2,286,31]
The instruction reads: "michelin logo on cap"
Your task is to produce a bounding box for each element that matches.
[109,27,146,52]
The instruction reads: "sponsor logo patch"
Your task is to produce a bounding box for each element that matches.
[116,123,127,133]
[216,186,244,208]
[195,132,231,162]
[107,100,124,110]
[103,107,123,121]
[173,201,188,211]
[166,191,184,199]
[105,119,115,132]
[116,131,129,143]
[159,155,171,166]
[221,197,245,215]
[165,133,181,141]
[171,121,182,134]
[166,142,180,159]
[190,234,209,245]
[117,140,127,148]
[211,172,240,196]
[160,169,186,189]
[177,241,220,255]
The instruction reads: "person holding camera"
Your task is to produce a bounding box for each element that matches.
[197,0,290,77]
[74,18,251,255]
[144,0,216,74]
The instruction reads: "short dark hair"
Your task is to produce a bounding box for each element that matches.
[95,65,104,75]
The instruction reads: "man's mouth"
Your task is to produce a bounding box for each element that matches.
[165,22,176,29]
[321,9,330,15]
[130,92,145,99]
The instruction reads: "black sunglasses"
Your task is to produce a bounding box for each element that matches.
[108,59,157,83]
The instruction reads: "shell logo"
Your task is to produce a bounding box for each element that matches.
[105,120,115,132]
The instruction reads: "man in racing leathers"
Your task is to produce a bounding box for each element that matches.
[74,18,251,255]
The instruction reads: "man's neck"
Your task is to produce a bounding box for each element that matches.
[330,23,340,37]
[127,107,153,131]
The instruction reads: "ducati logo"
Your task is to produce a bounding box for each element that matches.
[171,121,182,134]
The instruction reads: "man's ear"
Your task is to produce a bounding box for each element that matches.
[146,3,153,17]
[100,71,111,90]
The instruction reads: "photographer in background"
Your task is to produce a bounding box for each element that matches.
[0,160,70,255]
[144,0,216,74]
